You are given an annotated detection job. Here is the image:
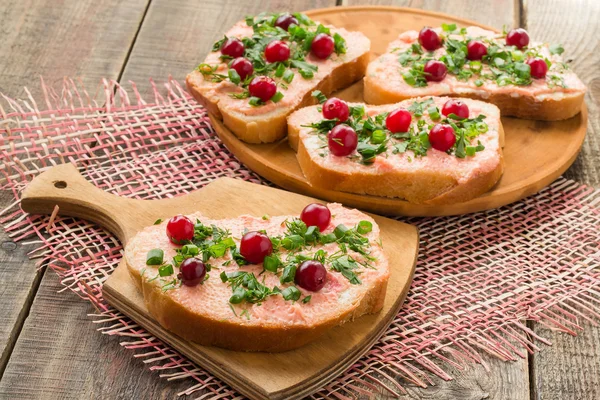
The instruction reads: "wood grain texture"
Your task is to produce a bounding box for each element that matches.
[0,272,192,399]
[398,356,529,400]
[0,191,43,379]
[525,1,600,399]
[119,0,336,95]
[0,0,149,99]
[524,0,600,187]
[0,0,150,385]
[341,0,517,29]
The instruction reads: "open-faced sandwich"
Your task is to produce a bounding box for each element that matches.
[364,24,586,120]
[186,12,371,143]
[125,203,389,352]
[288,94,504,204]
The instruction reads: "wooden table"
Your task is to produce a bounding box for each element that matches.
[0,1,597,399]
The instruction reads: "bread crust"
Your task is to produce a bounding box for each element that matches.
[186,52,370,144]
[291,99,505,205]
[364,69,585,121]
[128,260,387,352]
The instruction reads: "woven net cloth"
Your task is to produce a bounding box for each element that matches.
[1,78,599,399]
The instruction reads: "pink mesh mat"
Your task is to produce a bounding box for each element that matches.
[1,78,599,399]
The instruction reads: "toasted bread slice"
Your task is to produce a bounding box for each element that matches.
[125,204,389,352]
[288,97,504,204]
[186,16,370,144]
[364,26,585,121]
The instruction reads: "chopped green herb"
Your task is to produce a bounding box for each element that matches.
[146,249,164,265]
[311,90,328,104]
[282,286,301,301]
[158,264,174,277]
[153,218,162,225]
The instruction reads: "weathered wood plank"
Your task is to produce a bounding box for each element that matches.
[119,0,336,95]
[0,272,193,399]
[524,0,600,186]
[0,0,150,381]
[341,0,516,29]
[525,1,600,399]
[0,0,150,99]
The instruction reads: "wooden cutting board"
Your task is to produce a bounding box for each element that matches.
[20,163,418,400]
[212,6,588,217]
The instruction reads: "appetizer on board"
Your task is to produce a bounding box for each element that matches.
[288,94,504,204]
[187,12,370,143]
[364,25,586,120]
[125,204,389,352]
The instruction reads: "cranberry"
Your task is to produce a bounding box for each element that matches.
[418,27,442,51]
[221,38,245,58]
[385,109,412,133]
[295,260,327,291]
[300,203,331,232]
[166,215,194,244]
[179,258,207,287]
[311,33,334,59]
[274,14,298,31]
[230,57,254,81]
[526,58,548,79]
[248,76,277,102]
[467,40,487,60]
[322,98,349,122]
[265,40,290,63]
[506,28,529,49]
[328,125,358,157]
[429,124,456,152]
[424,60,447,82]
[441,99,469,119]
[240,231,273,264]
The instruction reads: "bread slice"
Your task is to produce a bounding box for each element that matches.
[186,16,370,144]
[364,26,586,121]
[288,97,504,204]
[125,204,389,352]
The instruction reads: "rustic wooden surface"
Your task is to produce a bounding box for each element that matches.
[0,0,598,399]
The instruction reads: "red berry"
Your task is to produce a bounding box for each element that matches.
[179,258,207,287]
[418,27,442,51]
[265,40,290,63]
[248,76,277,102]
[322,98,349,122]
[506,28,529,49]
[424,60,447,82]
[166,215,194,244]
[221,38,245,58]
[274,14,298,31]
[429,124,456,152]
[240,231,273,264]
[441,99,469,119]
[328,125,358,157]
[467,40,487,60]
[300,203,331,232]
[385,109,412,133]
[526,58,548,79]
[311,33,334,59]
[295,260,327,292]
[230,57,254,81]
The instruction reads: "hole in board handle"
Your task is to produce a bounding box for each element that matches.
[54,181,67,189]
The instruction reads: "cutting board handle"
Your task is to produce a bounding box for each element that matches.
[21,163,145,242]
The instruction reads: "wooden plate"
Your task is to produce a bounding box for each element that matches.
[20,163,418,400]
[212,6,588,217]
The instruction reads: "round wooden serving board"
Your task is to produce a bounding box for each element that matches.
[212,6,588,217]
[20,163,418,400]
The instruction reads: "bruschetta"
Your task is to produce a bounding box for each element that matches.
[364,25,585,121]
[186,12,370,143]
[288,95,504,204]
[125,203,389,352]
